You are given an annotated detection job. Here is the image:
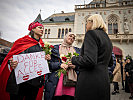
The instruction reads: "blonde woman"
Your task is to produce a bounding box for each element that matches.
[71,14,112,100]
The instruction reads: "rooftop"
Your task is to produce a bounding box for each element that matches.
[42,12,75,23]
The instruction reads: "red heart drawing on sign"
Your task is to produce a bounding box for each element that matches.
[37,70,42,76]
[23,75,29,80]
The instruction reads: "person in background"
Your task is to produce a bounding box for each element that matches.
[108,52,116,83]
[125,56,133,99]
[122,59,126,89]
[0,48,10,65]
[71,14,112,100]
[0,53,7,65]
[112,58,121,95]
[120,58,125,90]
[0,21,51,100]
[44,32,80,100]
[125,56,130,93]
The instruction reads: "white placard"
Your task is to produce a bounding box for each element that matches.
[13,51,50,84]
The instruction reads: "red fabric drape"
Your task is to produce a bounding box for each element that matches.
[113,46,122,56]
[0,35,45,100]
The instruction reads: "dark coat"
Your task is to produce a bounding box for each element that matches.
[125,61,133,83]
[6,37,44,94]
[108,52,116,82]
[72,29,112,100]
[108,52,116,74]
[44,44,80,100]
[0,53,7,65]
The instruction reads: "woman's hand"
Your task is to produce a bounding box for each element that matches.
[9,58,18,69]
[60,63,68,71]
[126,72,129,77]
[45,54,51,60]
[68,62,76,69]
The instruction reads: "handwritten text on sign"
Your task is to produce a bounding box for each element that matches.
[13,51,50,84]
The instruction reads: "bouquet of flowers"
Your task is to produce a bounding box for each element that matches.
[57,52,79,77]
[42,42,54,55]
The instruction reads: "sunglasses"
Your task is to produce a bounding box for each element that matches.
[88,20,93,22]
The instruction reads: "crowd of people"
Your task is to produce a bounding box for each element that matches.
[0,14,133,100]
[109,55,133,99]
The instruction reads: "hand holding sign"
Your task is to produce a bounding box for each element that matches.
[13,51,50,84]
[9,58,18,69]
[45,54,51,60]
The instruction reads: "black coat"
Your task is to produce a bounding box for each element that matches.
[0,53,7,65]
[72,29,112,100]
[125,61,133,83]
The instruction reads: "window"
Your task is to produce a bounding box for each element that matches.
[113,23,118,34]
[96,4,100,7]
[49,18,54,22]
[108,15,118,34]
[69,28,72,32]
[61,29,64,38]
[58,28,72,38]
[44,29,47,38]
[65,28,68,35]
[108,24,112,34]
[91,4,95,8]
[48,29,50,38]
[44,29,50,38]
[87,5,90,8]
[125,2,127,5]
[102,4,105,7]
[58,29,61,38]
[65,18,70,21]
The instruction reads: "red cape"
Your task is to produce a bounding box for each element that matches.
[0,35,45,100]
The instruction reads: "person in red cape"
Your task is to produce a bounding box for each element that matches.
[0,21,51,100]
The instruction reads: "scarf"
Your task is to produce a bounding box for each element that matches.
[59,32,76,56]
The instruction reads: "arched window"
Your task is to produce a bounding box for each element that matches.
[49,18,54,22]
[108,15,118,34]
[58,29,61,38]
[65,18,70,21]
[91,4,95,8]
[69,28,72,32]
[65,28,68,35]
[48,29,50,38]
[61,29,64,38]
[44,29,47,38]
[96,4,100,7]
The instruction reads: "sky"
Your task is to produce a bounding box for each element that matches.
[0,0,92,42]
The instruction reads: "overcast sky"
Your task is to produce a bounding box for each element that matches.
[0,0,92,42]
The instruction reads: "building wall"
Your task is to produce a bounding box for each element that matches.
[43,23,74,39]
[112,41,133,58]
[74,6,133,58]
[74,6,133,35]
[42,4,133,58]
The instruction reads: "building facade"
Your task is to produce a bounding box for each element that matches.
[0,38,12,53]
[37,0,133,58]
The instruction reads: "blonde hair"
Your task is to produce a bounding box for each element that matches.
[87,14,107,32]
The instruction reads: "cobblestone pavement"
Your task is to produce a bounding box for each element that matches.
[111,83,130,100]
[43,83,131,100]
